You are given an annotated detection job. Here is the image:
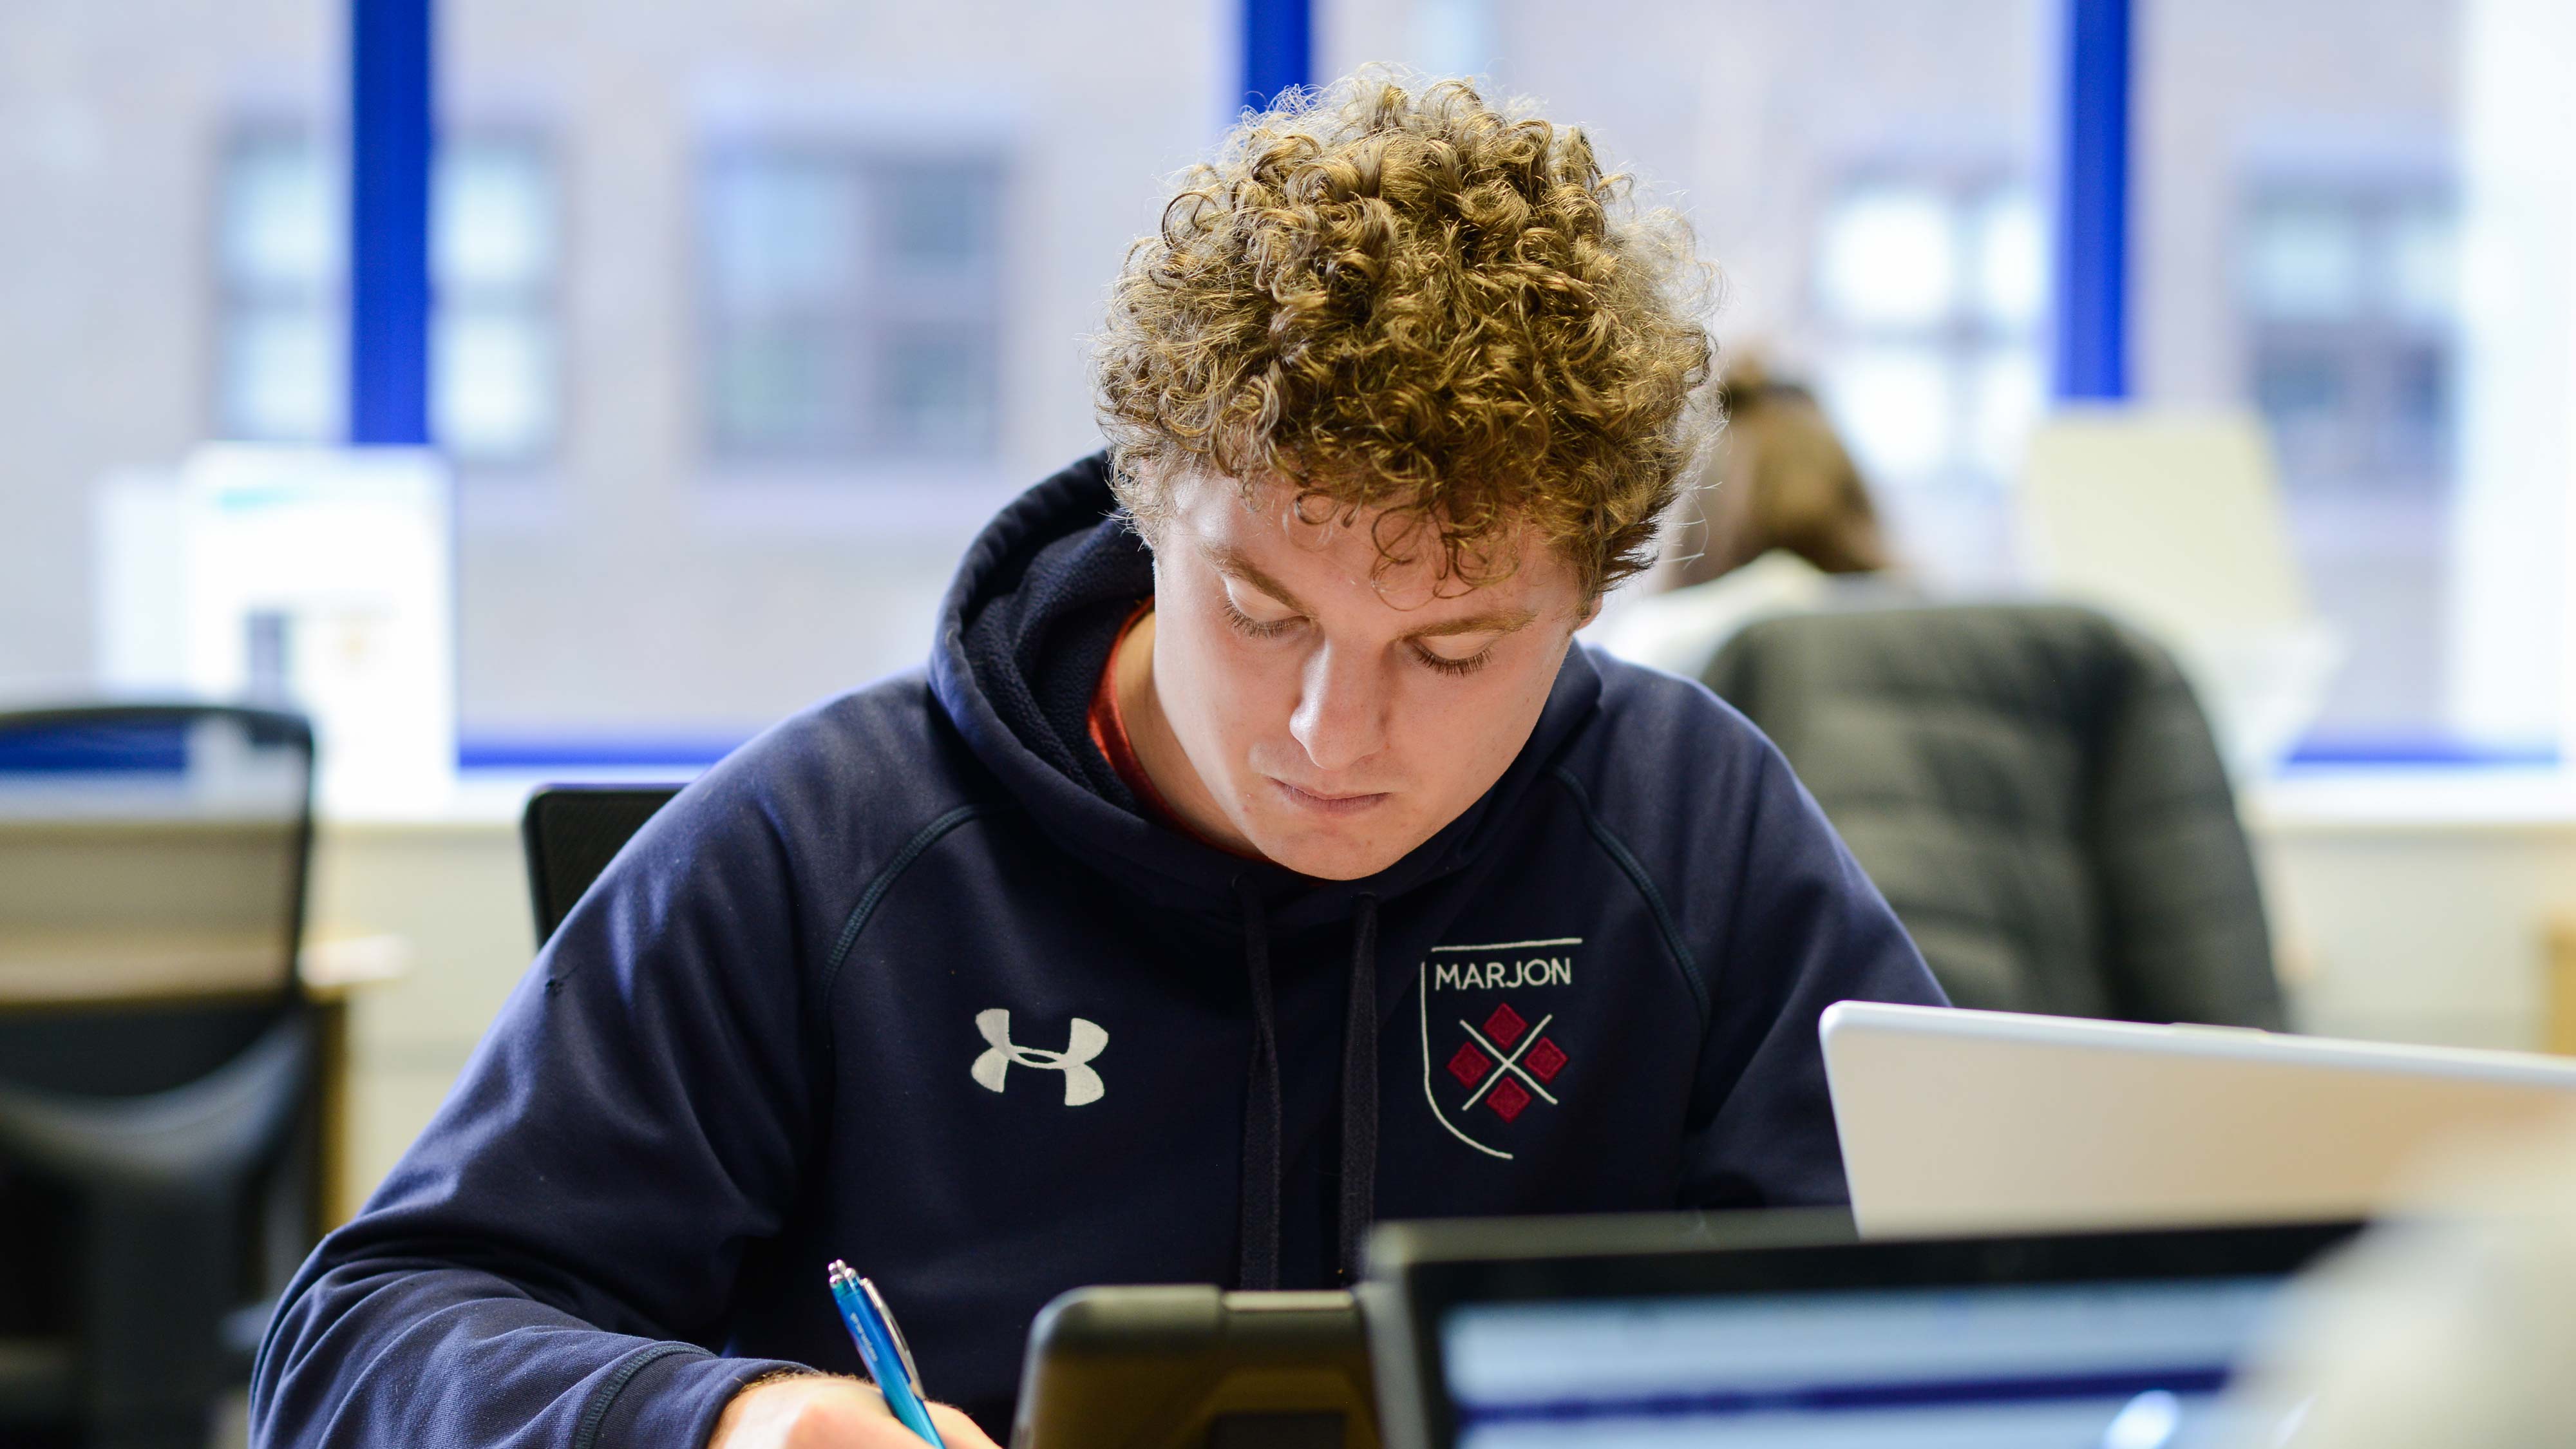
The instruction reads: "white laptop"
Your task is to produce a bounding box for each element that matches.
[1821,1000,2576,1236]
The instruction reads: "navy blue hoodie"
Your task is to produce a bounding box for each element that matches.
[251,454,1945,1448]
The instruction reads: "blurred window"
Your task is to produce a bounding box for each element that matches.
[213,124,562,464]
[433,133,562,464]
[215,128,343,444]
[699,145,1004,466]
[2231,176,2459,742]
[1482,1,2049,598]
[2241,183,2456,489]
[1812,174,2047,580]
[2125,0,2523,756]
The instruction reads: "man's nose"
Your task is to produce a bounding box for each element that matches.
[1288,643,1387,773]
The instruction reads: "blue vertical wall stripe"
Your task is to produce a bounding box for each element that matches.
[1240,0,1313,114]
[2052,0,2132,401]
[348,0,435,445]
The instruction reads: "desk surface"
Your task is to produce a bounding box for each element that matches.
[2252,768,2576,835]
[0,930,408,1008]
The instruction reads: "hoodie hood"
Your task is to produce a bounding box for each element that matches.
[927,451,1605,933]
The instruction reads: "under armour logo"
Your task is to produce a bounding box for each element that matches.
[971,1009,1108,1106]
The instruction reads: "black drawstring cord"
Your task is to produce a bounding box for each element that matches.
[1235,880,1379,1289]
[1233,875,1282,1292]
[1336,895,1381,1283]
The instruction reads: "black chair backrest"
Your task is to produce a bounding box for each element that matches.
[1705,602,2286,1029]
[522,785,682,945]
[0,704,316,1094]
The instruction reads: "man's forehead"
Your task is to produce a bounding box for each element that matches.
[1175,475,1560,609]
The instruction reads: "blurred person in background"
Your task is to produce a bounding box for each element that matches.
[1590,355,1903,678]
[249,73,1942,1449]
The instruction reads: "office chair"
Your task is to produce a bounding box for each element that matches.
[521,786,682,946]
[1704,603,2287,1029]
[0,704,320,1449]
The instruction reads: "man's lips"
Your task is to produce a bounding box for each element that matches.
[1267,778,1391,815]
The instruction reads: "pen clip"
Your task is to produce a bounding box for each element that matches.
[860,1276,928,1395]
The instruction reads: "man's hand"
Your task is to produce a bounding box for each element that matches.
[708,1374,1001,1449]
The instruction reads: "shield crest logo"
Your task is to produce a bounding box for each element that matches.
[1416,938,1578,1160]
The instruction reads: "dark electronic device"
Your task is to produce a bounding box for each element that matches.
[1363,1209,2362,1449]
[1012,1285,1378,1449]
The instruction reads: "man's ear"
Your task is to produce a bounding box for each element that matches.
[1574,593,1605,632]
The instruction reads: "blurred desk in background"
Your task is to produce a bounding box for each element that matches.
[301,934,410,1226]
[2249,769,2576,1053]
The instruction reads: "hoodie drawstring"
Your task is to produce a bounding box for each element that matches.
[1233,878,1382,1291]
[1235,876,1282,1292]
[1338,895,1380,1284]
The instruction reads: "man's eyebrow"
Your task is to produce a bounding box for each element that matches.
[1204,544,1314,616]
[1403,608,1539,640]
[1204,543,1537,638]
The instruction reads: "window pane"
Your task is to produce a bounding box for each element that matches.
[436,138,553,292]
[708,321,866,457]
[2244,199,2365,320]
[881,328,997,455]
[2382,339,2450,477]
[431,135,558,465]
[884,162,999,272]
[2252,343,2355,480]
[217,128,343,444]
[218,303,339,441]
[706,153,866,309]
[1966,346,2045,478]
[1968,189,2046,332]
[2385,206,2457,325]
[701,143,1005,464]
[1818,187,1959,328]
[1823,345,1953,481]
[221,132,337,288]
[434,308,555,460]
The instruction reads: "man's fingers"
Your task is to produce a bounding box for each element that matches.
[708,1372,998,1449]
[781,1391,914,1449]
[926,1401,1003,1449]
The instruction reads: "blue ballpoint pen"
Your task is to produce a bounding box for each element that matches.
[827,1260,948,1448]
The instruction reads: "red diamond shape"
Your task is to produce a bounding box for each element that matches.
[1446,1040,1491,1088]
[1486,1077,1533,1122]
[1484,1002,1527,1050]
[1525,1037,1567,1084]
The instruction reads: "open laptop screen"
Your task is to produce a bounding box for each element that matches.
[1444,1273,2284,1448]
[1368,1217,2354,1449]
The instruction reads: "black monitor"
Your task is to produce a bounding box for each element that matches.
[1364,1211,2358,1449]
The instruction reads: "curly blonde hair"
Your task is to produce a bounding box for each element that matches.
[1095,71,1716,602]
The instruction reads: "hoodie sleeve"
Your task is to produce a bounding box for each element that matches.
[1678,738,1949,1209]
[250,761,828,1449]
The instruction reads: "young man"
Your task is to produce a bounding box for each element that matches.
[251,76,1944,1449]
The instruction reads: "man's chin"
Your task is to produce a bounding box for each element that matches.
[1245,822,1424,883]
